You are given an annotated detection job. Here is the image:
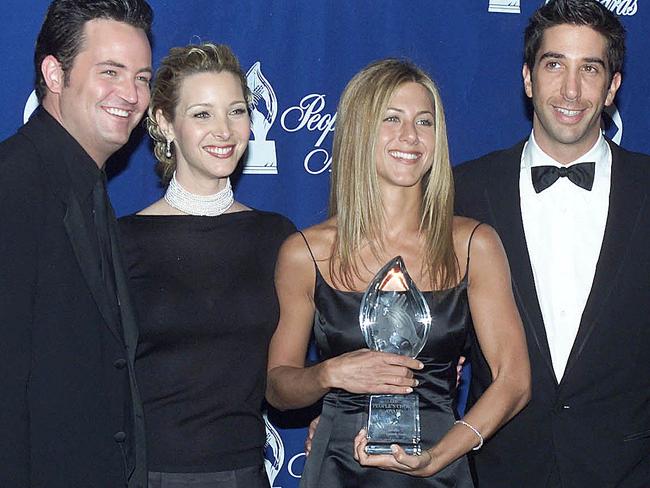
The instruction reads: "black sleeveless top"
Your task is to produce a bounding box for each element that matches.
[299,225,480,488]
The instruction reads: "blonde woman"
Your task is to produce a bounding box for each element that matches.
[266,59,530,487]
[119,43,294,487]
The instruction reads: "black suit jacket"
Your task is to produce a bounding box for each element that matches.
[0,110,146,487]
[454,140,650,488]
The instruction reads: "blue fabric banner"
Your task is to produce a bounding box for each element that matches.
[0,1,645,486]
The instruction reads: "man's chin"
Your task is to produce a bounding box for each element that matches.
[553,128,598,147]
[103,131,135,151]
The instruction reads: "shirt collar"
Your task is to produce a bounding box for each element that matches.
[521,130,609,171]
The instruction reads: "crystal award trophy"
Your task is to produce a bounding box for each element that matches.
[359,256,431,455]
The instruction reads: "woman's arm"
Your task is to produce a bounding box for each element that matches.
[354,224,531,475]
[266,231,423,411]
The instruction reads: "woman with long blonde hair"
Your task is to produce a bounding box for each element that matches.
[266,59,530,487]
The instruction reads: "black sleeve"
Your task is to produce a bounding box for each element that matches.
[0,140,44,487]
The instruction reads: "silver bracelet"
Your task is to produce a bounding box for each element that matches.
[454,420,484,450]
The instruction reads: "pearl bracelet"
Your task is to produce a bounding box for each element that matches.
[454,420,484,450]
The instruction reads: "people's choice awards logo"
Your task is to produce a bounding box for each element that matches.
[242,60,338,176]
[544,0,637,15]
[604,104,623,144]
[264,413,285,487]
[280,94,336,175]
[598,0,637,15]
[244,62,278,174]
[488,0,520,14]
[491,0,638,16]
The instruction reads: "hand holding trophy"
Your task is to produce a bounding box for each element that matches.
[359,256,432,455]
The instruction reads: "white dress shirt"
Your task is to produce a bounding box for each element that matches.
[520,131,611,381]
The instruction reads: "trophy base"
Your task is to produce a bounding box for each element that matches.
[365,443,422,456]
[365,393,422,456]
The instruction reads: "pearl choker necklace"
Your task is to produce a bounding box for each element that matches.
[164,172,234,216]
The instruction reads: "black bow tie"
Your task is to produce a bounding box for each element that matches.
[531,162,595,193]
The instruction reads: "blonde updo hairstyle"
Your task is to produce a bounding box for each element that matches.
[147,42,251,183]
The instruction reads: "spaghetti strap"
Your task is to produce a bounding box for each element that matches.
[466,222,483,272]
[297,230,318,274]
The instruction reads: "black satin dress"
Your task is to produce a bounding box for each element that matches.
[299,235,476,488]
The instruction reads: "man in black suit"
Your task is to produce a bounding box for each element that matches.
[455,1,650,486]
[0,1,153,486]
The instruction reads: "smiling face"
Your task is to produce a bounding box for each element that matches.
[46,19,152,166]
[157,70,250,194]
[523,24,621,164]
[374,81,436,189]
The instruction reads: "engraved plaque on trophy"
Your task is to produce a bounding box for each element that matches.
[359,256,431,455]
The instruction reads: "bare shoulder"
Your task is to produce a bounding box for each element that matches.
[454,217,501,247]
[296,217,337,262]
[452,217,504,266]
[276,219,338,299]
[278,218,335,270]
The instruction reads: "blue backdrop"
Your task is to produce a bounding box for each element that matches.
[0,1,645,486]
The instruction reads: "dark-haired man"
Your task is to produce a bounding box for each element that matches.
[0,1,153,486]
[455,0,650,486]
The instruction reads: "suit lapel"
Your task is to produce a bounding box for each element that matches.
[485,143,557,384]
[24,110,125,343]
[562,142,648,380]
[63,192,123,342]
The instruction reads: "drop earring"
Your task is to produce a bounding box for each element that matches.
[165,139,172,158]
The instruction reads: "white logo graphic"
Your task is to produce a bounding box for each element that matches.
[287,452,306,479]
[488,0,520,14]
[263,413,285,487]
[23,90,39,124]
[598,0,637,15]
[544,0,637,15]
[244,62,278,174]
[604,104,623,144]
[280,94,337,175]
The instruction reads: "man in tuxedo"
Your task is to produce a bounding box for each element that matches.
[0,1,153,486]
[454,1,650,486]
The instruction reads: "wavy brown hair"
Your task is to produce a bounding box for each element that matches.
[329,58,457,290]
[147,42,250,183]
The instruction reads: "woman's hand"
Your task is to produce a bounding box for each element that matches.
[322,348,423,395]
[456,355,466,388]
[353,429,435,477]
[304,416,320,456]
